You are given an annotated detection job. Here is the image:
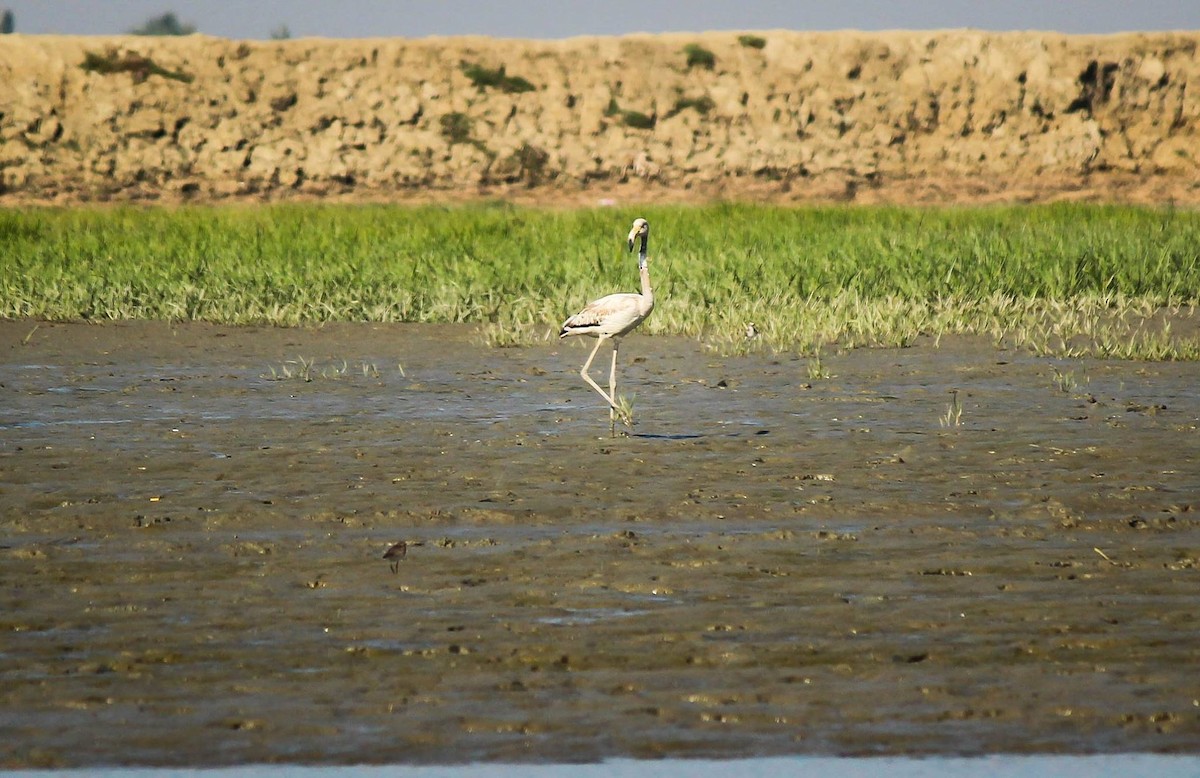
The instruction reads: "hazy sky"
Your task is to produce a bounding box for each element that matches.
[2,0,1197,39]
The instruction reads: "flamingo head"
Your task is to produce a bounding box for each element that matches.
[627,218,649,254]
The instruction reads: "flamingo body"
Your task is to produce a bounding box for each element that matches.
[559,291,652,340]
[560,218,655,430]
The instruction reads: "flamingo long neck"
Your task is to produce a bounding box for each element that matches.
[638,239,654,307]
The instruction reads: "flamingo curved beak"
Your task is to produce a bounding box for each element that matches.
[628,218,648,253]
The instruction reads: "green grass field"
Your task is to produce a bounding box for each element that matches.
[2,202,1198,358]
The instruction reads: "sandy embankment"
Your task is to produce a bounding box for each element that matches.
[0,30,1197,206]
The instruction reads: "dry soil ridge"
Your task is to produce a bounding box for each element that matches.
[0,30,1198,205]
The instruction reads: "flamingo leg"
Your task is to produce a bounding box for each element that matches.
[580,337,619,414]
[609,340,620,432]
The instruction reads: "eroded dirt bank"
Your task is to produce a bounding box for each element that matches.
[1,30,1198,206]
[1,321,1198,766]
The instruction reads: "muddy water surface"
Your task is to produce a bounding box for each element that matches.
[1,321,1198,767]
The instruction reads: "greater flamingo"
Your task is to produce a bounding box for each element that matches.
[559,217,655,431]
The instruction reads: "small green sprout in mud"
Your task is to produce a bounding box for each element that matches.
[481,321,544,348]
[614,394,636,434]
[1052,366,1080,394]
[324,360,382,380]
[941,389,963,428]
[262,356,384,382]
[806,351,829,380]
[262,355,315,382]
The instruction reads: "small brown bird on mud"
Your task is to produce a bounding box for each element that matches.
[383,541,407,573]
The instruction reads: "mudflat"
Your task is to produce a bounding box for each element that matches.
[1,320,1198,767]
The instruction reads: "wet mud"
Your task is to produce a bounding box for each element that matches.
[1,321,1198,767]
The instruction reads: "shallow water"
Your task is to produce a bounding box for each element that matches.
[2,321,1199,767]
[8,754,1200,778]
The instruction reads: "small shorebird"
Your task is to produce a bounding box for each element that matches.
[383,541,407,573]
[559,217,655,432]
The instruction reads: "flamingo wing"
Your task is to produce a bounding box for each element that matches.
[559,293,645,338]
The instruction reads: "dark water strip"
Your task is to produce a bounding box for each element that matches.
[8,754,1198,778]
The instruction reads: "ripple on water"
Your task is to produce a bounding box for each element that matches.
[536,607,652,627]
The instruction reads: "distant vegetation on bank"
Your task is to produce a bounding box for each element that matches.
[2,203,1198,360]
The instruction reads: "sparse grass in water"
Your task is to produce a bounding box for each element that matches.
[262,356,386,382]
[2,203,1199,361]
[941,390,963,428]
[1052,366,1080,394]
[615,394,635,431]
[807,351,830,380]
